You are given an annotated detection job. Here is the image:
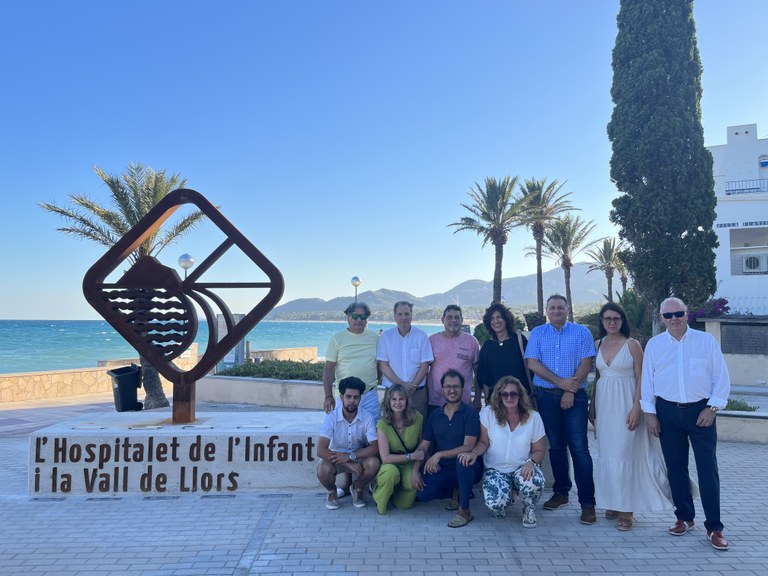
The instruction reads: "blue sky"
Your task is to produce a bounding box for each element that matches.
[1,1,766,320]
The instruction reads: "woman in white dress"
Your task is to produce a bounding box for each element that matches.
[589,302,672,530]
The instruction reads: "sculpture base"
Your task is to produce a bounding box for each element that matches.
[29,410,324,496]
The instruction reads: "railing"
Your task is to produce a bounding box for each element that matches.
[726,178,768,195]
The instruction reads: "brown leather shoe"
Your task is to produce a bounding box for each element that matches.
[605,509,619,520]
[668,519,694,535]
[580,506,596,525]
[543,493,569,510]
[707,531,729,551]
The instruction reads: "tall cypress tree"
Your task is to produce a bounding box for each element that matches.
[608,0,717,318]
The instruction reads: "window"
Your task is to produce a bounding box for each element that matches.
[729,227,768,275]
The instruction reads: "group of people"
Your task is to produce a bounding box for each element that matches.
[316,295,731,551]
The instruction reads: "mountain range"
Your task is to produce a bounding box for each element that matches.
[267,262,624,321]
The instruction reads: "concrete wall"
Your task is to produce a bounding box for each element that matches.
[1,366,114,403]
[197,374,372,408]
[247,347,317,363]
[198,375,768,445]
[717,411,768,444]
[0,345,323,404]
[0,345,199,403]
[704,319,768,386]
[198,375,322,407]
[722,354,768,387]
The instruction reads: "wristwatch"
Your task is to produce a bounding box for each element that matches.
[526,458,540,467]
[405,452,411,460]
[707,405,719,413]
[348,451,358,462]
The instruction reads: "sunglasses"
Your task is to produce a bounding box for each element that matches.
[661,311,686,319]
[500,392,520,399]
[602,316,622,323]
[349,313,369,320]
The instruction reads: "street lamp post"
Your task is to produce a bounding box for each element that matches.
[351,276,361,301]
[178,253,195,279]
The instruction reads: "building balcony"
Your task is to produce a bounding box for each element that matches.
[726,178,768,195]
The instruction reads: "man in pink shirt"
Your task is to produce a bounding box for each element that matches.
[428,305,480,414]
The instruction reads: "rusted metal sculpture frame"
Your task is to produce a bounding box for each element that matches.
[82,189,285,423]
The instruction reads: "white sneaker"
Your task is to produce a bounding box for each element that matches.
[522,504,537,528]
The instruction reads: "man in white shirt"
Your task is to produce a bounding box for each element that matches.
[641,297,731,551]
[317,377,380,510]
[377,301,434,417]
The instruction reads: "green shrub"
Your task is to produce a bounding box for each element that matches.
[576,311,600,339]
[473,323,490,346]
[725,398,758,412]
[220,359,324,381]
[523,311,546,331]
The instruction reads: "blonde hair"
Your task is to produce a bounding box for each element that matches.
[490,376,534,426]
[380,384,417,427]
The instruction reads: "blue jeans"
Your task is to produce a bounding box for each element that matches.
[535,387,595,506]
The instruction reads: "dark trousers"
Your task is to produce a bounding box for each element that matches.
[656,398,722,532]
[416,458,482,510]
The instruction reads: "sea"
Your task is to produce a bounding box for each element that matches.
[0,320,445,374]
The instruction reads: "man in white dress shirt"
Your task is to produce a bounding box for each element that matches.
[641,297,731,551]
[377,301,434,417]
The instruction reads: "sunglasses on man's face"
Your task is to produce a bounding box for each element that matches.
[349,313,369,320]
[661,311,686,319]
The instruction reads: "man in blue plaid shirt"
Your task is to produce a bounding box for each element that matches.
[525,294,597,524]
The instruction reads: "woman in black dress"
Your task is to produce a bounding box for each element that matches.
[477,303,532,404]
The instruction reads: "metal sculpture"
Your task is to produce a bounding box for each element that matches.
[82,189,285,423]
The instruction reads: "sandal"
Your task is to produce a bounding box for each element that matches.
[617,512,633,531]
[447,513,473,528]
[445,499,460,511]
[605,509,619,520]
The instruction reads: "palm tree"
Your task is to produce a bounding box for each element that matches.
[518,178,575,314]
[40,163,206,409]
[449,176,529,304]
[617,288,651,345]
[540,214,599,321]
[586,237,625,302]
[615,256,629,294]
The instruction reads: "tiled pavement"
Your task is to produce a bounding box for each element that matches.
[1,395,766,576]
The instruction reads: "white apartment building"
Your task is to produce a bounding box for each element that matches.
[709,123,768,314]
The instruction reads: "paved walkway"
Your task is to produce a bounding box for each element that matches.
[1,394,766,576]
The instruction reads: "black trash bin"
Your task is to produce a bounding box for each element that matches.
[108,364,143,412]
